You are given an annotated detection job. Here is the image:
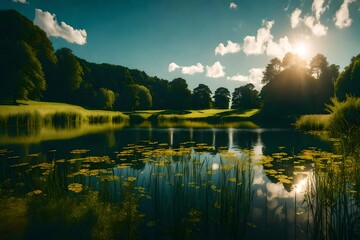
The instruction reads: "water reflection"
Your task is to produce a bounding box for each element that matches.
[0,125,337,239]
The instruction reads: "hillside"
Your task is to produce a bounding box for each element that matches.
[0,9,176,111]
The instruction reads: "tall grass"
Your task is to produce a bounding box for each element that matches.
[295,97,360,135]
[303,147,360,239]
[294,114,331,131]
[0,140,255,239]
[326,97,360,136]
[0,100,129,127]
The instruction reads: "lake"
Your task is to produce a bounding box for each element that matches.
[0,124,358,239]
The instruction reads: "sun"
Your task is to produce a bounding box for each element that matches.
[294,43,308,57]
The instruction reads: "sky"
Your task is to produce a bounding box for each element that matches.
[2,0,360,93]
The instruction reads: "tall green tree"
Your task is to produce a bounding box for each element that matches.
[98,88,116,110]
[262,57,282,84]
[46,48,84,102]
[149,78,171,109]
[0,41,45,101]
[169,78,191,110]
[0,10,56,102]
[335,54,360,101]
[231,84,260,109]
[261,64,315,116]
[137,85,153,110]
[213,87,231,109]
[117,84,152,111]
[192,84,213,109]
[310,54,339,110]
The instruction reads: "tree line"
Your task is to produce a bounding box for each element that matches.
[1,10,359,115]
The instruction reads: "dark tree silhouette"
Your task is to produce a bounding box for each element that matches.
[213,87,231,109]
[192,84,213,109]
[231,84,260,109]
[310,54,339,110]
[169,78,192,110]
[0,10,56,102]
[282,52,306,68]
[260,52,339,116]
[0,41,45,101]
[262,57,282,84]
[335,54,360,101]
[45,48,84,102]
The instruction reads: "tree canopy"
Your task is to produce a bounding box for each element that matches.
[261,53,339,116]
[213,87,231,109]
[335,54,360,101]
[232,84,260,110]
[168,78,192,110]
[192,84,213,109]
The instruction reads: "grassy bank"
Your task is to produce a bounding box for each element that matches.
[0,100,129,127]
[128,108,260,123]
[294,114,331,131]
[295,97,360,136]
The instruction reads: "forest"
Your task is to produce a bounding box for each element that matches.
[1,9,359,117]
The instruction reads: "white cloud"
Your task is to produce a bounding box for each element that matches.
[168,62,204,75]
[227,68,265,91]
[312,0,328,20]
[34,9,87,45]
[12,0,28,4]
[181,63,204,75]
[168,62,181,72]
[242,20,293,58]
[304,16,328,36]
[334,0,356,29]
[266,37,293,58]
[206,61,225,78]
[230,2,237,9]
[243,20,274,55]
[215,40,241,56]
[291,8,302,28]
[290,0,329,37]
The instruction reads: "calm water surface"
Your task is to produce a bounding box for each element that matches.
[0,125,335,239]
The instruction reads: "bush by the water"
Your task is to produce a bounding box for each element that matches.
[295,114,330,131]
[327,96,360,136]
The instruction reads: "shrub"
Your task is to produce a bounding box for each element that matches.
[326,97,360,136]
[294,114,330,131]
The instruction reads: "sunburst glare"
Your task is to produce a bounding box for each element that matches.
[294,43,308,58]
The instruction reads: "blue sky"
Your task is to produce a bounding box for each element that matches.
[2,0,360,93]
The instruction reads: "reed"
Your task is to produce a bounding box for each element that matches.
[303,145,360,239]
[294,114,331,131]
[0,100,129,127]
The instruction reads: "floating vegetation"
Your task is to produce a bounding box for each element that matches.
[10,162,29,168]
[1,130,359,240]
[68,183,83,193]
[70,149,90,154]
[26,189,42,196]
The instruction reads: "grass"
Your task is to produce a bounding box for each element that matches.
[0,101,261,127]
[302,146,360,239]
[326,97,360,137]
[0,100,129,127]
[294,114,331,131]
[130,108,260,123]
[0,140,256,239]
[296,97,360,133]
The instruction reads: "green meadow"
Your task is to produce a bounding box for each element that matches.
[0,100,261,128]
[0,100,129,127]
